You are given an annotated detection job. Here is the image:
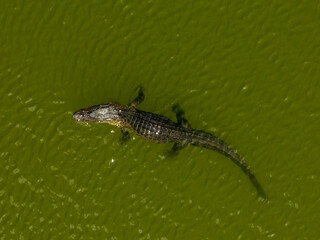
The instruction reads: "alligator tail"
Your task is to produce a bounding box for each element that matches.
[191,131,267,200]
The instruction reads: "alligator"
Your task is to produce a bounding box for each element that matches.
[73,87,267,200]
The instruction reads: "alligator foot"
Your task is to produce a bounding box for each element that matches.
[172,104,191,128]
[129,86,145,107]
[120,129,130,143]
[166,142,187,157]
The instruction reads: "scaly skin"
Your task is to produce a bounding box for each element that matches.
[73,90,267,200]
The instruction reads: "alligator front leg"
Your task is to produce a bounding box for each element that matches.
[129,86,145,107]
[121,128,130,143]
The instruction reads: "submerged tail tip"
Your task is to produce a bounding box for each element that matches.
[257,188,268,202]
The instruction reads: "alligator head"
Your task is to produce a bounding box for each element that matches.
[73,103,124,126]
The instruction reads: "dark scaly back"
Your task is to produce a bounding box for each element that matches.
[123,108,181,143]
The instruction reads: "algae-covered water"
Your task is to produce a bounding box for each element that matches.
[1,0,319,239]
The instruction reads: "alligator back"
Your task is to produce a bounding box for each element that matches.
[123,108,183,143]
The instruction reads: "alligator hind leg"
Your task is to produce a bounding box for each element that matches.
[172,104,191,128]
[129,86,145,107]
[172,142,187,152]
[166,104,191,156]
[167,142,187,157]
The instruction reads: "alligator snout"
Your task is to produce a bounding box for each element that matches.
[73,110,85,122]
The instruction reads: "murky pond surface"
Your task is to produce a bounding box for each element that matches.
[1,1,319,239]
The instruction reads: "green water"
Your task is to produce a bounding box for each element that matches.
[1,0,319,239]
